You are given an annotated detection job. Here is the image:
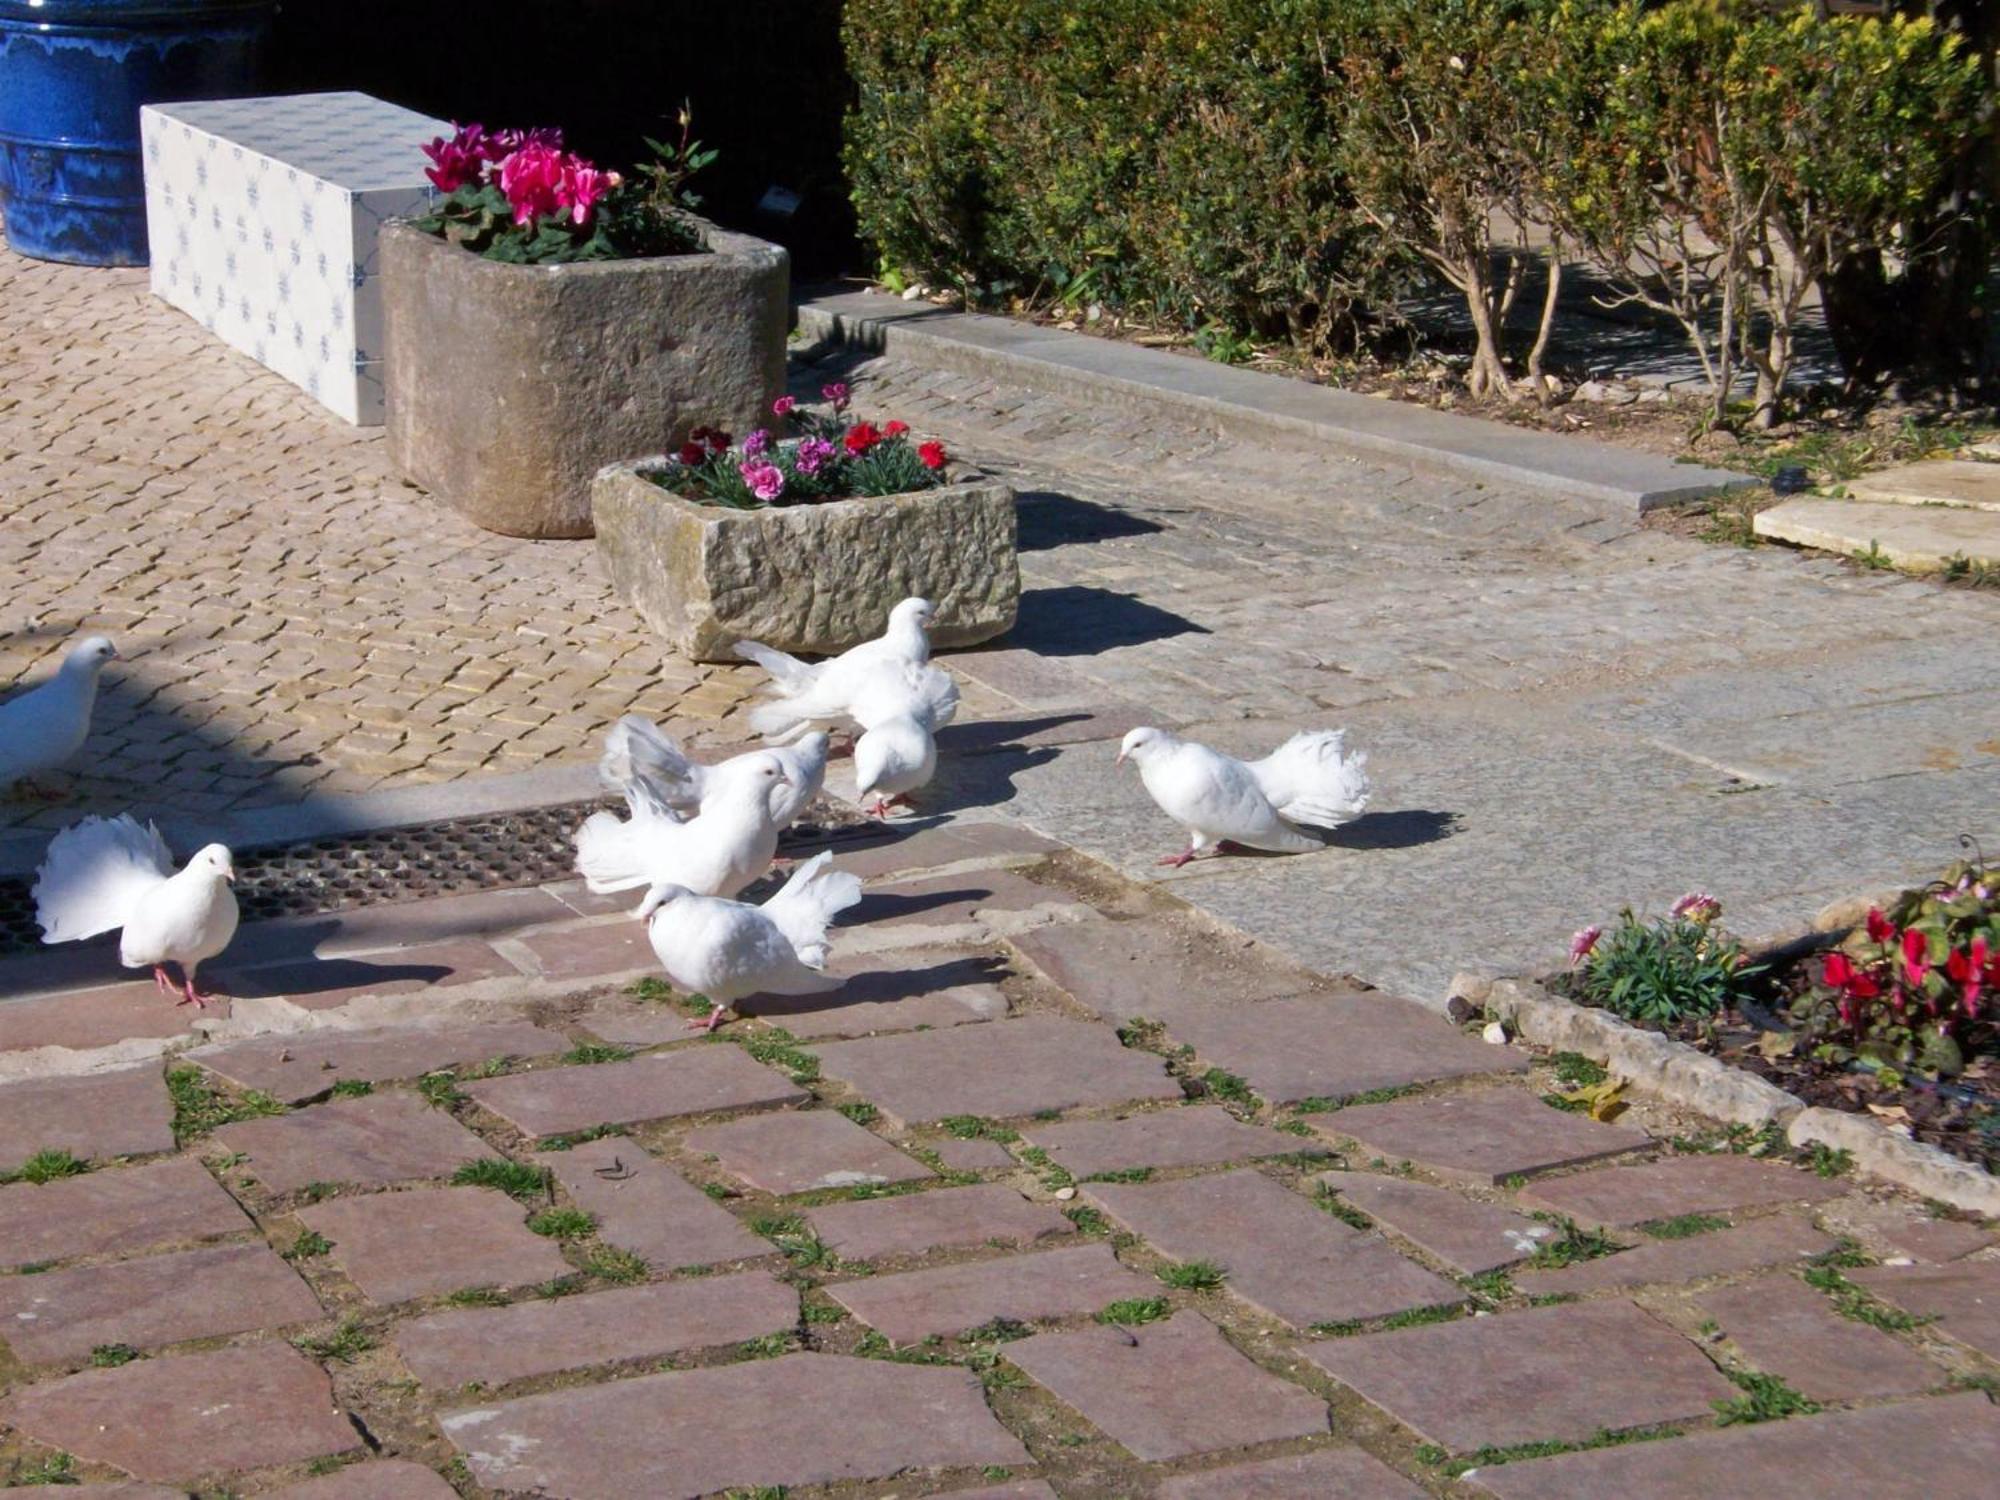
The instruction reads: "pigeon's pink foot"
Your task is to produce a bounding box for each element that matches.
[685,1004,729,1032]
[1155,850,1197,869]
[153,965,175,995]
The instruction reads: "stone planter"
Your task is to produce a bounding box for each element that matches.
[591,460,1019,661]
[380,219,787,540]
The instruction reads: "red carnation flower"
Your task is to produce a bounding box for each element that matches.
[1865,907,1894,944]
[1822,952,1855,989]
[917,440,948,470]
[843,422,882,455]
[676,441,707,466]
[884,420,909,437]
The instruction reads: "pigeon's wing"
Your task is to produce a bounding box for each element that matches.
[0,678,87,783]
[33,814,175,943]
[601,716,705,813]
[771,733,830,824]
[1158,743,1321,853]
[1246,730,1371,829]
[574,800,686,894]
[121,870,239,970]
[759,850,862,966]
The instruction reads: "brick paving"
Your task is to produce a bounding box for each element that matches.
[1,817,1995,1495]
[3,250,1998,1494]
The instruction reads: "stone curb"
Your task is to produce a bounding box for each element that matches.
[794,290,1755,514]
[1461,974,1999,1217]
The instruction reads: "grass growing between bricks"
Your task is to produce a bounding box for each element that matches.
[527,1208,597,1240]
[167,1064,285,1142]
[1097,1296,1171,1326]
[1310,1301,1464,1338]
[293,1319,375,1362]
[1643,1213,1731,1240]
[735,1027,820,1085]
[1802,1263,1934,1331]
[1713,1370,1820,1425]
[453,1159,552,1200]
[1418,1423,1683,1476]
[1525,1216,1623,1270]
[1157,1259,1225,1290]
[1,1148,89,1185]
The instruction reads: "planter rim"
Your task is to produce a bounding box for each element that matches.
[0,1,272,21]
[599,453,998,515]
[377,218,783,281]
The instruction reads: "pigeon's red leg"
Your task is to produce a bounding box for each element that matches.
[685,1002,729,1032]
[1155,849,1197,869]
[153,965,174,995]
[175,968,208,1009]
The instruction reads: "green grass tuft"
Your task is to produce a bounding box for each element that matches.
[527,1208,597,1240]
[1525,1216,1622,1270]
[453,1158,552,1201]
[582,1245,650,1284]
[837,1101,880,1126]
[1200,1068,1256,1106]
[537,1124,628,1151]
[89,1343,141,1367]
[1084,1166,1153,1184]
[1156,1259,1225,1290]
[1549,1052,1609,1089]
[445,1286,508,1307]
[167,1064,286,1142]
[329,1079,374,1098]
[293,1319,374,1362]
[284,1229,333,1260]
[1713,1369,1820,1425]
[3,1147,90,1186]
[561,1043,635,1066]
[1803,1263,1932,1331]
[1096,1296,1170,1326]
[1642,1213,1730,1240]
[737,1027,819,1084]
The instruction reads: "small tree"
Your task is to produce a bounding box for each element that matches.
[1337,0,1570,401]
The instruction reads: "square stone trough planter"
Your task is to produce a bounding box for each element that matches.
[380,219,787,539]
[591,459,1020,662]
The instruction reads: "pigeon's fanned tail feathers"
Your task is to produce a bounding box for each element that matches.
[1250,731,1372,829]
[573,809,653,893]
[733,639,817,691]
[762,849,863,965]
[601,716,702,808]
[910,664,960,730]
[747,698,814,741]
[32,813,174,943]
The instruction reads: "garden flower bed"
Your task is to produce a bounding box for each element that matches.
[1552,854,1999,1175]
[592,385,1018,660]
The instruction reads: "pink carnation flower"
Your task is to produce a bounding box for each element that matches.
[794,437,835,476]
[741,428,772,457]
[1670,891,1722,924]
[772,395,797,417]
[1569,925,1603,966]
[821,381,851,411]
[740,461,785,502]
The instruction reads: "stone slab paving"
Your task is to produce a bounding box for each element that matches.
[1303,1299,1736,1452]
[943,1484,1059,1500]
[1023,1104,1300,1177]
[683,1107,935,1194]
[1849,1261,2000,1359]
[804,1182,1074,1261]
[811,1016,1182,1127]
[848,866,1085,935]
[1314,1170,1554,1276]
[932,1134,1016,1170]
[533,1135,770,1269]
[297,1185,571,1303]
[0,1342,362,1482]
[463,1046,808,1137]
[395,1271,796,1389]
[1696,1274,1940,1402]
[1310,1088,1651,1184]
[0,1240,321,1364]
[0,1154,247,1268]
[828,1242,1153,1345]
[1005,1311,1328,1461]
[1466,1391,2000,1499]
[1088,1169,1462,1328]
[1513,1211,1836,1296]
[1158,1447,1428,1499]
[1516,1152,1844,1228]
[1166,993,1528,1104]
[265,1461,463,1499]
[223,938,526,1011]
[0,1064,175,1169]
[438,1351,1030,1497]
[834,820,1063,880]
[737,943,1011,1035]
[1832,1200,1993,1263]
[1007,915,1320,1025]
[214,1087,499,1191]
[187,1021,568,1104]
[0,985,218,1051]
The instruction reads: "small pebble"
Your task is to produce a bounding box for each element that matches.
[1481,1021,1509,1045]
[1883,1255,1915,1267]
[1054,1186,1077,1201]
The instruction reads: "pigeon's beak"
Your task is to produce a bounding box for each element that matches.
[223,869,235,884]
[106,643,120,660]
[920,617,935,633]
[1114,749,1127,767]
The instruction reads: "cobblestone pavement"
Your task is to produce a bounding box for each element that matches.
[1,819,1995,1496]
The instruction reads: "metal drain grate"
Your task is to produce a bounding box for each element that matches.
[0,801,878,960]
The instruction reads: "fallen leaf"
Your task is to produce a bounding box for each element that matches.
[1560,1079,1628,1123]
[1756,1031,1799,1060]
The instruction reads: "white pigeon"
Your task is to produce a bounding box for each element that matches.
[1116,726,1371,867]
[639,849,863,1032]
[851,662,960,817]
[734,596,936,742]
[574,750,793,898]
[598,716,829,827]
[32,814,238,1006]
[0,635,117,792]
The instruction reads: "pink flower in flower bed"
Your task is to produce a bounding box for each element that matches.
[500,143,568,226]
[741,428,772,457]
[795,437,835,475]
[772,395,797,417]
[740,461,785,502]
[1568,925,1603,965]
[559,162,621,227]
[422,124,491,192]
[822,381,851,411]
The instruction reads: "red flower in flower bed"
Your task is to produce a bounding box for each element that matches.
[918,440,948,470]
[843,422,883,455]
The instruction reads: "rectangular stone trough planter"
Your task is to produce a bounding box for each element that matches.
[591,459,1020,661]
[380,219,787,540]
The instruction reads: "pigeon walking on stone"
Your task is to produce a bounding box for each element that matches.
[574,751,794,898]
[0,635,117,794]
[32,813,238,1006]
[639,849,863,1032]
[599,716,829,827]
[734,597,935,743]
[852,662,960,818]
[1117,726,1370,867]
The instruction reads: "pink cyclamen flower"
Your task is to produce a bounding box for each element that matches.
[741,428,772,457]
[821,381,851,411]
[772,395,797,417]
[1902,928,1930,990]
[491,126,564,158]
[794,437,836,476]
[499,143,567,226]
[558,162,620,226]
[1671,891,1721,924]
[421,125,489,192]
[740,461,785,502]
[1569,925,1603,966]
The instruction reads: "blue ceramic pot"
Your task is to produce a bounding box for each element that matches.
[0,0,272,266]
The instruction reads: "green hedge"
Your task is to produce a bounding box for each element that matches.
[842,0,1395,348]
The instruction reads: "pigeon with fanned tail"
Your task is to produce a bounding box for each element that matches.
[640,849,864,1032]
[0,635,117,793]
[574,750,793,898]
[734,597,935,742]
[598,716,828,826]
[852,662,959,817]
[32,813,238,1006]
[1117,726,1370,867]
